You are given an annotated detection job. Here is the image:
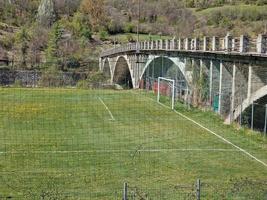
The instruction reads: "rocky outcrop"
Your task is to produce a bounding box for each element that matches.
[37,0,56,27]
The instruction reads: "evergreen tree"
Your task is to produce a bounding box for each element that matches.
[45,22,62,70]
[15,27,30,68]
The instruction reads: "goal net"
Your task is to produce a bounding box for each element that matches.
[157,77,175,110]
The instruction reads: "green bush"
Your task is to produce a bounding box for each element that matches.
[66,57,80,69]
[124,23,135,33]
[126,34,134,42]
[81,27,92,39]
[99,30,109,40]
[76,79,89,88]
[256,0,267,5]
[13,79,23,88]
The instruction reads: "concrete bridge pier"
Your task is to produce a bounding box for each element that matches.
[200,59,212,105]
[210,60,220,112]
[219,61,234,117]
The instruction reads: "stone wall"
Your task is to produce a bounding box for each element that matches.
[0,69,87,87]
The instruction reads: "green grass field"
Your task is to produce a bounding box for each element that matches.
[0,88,266,199]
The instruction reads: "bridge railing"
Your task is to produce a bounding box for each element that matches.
[100,34,267,57]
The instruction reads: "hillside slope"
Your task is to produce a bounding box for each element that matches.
[0,0,267,70]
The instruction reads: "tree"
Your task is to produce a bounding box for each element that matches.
[55,0,81,16]
[45,22,63,70]
[80,0,107,31]
[15,27,30,68]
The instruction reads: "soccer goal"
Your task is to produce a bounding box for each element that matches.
[157,77,175,110]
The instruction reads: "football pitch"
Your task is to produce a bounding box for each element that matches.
[0,88,266,199]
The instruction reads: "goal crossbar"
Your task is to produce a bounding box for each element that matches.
[157,77,175,110]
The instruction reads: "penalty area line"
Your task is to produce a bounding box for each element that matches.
[130,91,267,168]
[98,97,115,121]
[157,101,267,168]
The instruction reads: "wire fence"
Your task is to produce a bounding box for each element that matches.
[0,70,266,199]
[122,178,267,200]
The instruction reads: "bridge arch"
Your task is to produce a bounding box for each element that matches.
[140,56,189,87]
[102,58,112,81]
[113,56,133,88]
[230,85,267,121]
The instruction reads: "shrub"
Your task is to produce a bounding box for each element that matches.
[13,79,23,88]
[76,79,88,88]
[80,27,92,39]
[99,30,109,40]
[124,23,135,33]
[107,19,123,34]
[126,34,134,42]
[66,57,80,69]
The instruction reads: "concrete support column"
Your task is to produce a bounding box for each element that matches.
[250,65,266,96]
[224,34,232,51]
[198,59,211,105]
[136,42,140,53]
[230,63,236,122]
[218,61,233,116]
[233,64,249,110]
[185,38,191,50]
[143,41,146,49]
[239,35,249,53]
[203,37,208,51]
[212,36,219,51]
[256,34,267,53]
[155,41,159,50]
[191,39,194,50]
[152,41,155,49]
[170,39,175,50]
[232,38,236,51]
[166,39,169,50]
[99,58,103,71]
[178,38,182,50]
[194,38,200,51]
[218,61,223,114]
[209,60,213,104]
[159,40,163,50]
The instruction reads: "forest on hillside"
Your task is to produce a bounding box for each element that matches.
[0,0,267,72]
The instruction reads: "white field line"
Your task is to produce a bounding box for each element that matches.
[0,149,239,155]
[155,100,267,168]
[98,97,115,121]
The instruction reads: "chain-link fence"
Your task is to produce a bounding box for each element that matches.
[122,178,267,200]
[0,70,266,199]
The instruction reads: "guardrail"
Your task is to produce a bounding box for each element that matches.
[100,34,267,57]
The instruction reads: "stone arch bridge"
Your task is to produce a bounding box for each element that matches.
[99,34,267,123]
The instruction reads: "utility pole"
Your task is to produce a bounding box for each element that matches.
[137,0,140,51]
[136,0,141,88]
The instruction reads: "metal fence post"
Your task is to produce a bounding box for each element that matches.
[251,101,254,130]
[264,104,267,135]
[123,182,128,200]
[196,179,201,200]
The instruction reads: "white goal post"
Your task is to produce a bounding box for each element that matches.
[157,77,175,110]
